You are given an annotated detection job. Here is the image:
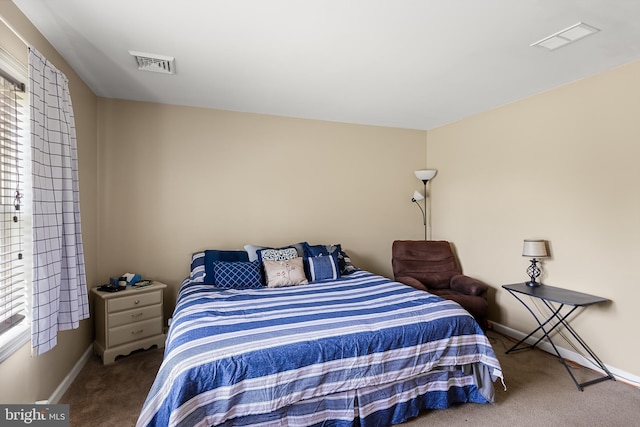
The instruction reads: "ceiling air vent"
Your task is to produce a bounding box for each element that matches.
[129,51,175,74]
[530,22,600,51]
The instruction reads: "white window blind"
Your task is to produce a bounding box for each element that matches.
[0,70,26,341]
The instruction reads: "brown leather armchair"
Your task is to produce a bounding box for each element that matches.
[392,240,489,331]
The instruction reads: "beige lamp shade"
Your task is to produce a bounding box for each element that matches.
[414,169,437,182]
[522,239,548,258]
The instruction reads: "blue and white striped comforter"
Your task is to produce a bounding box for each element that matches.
[137,270,503,427]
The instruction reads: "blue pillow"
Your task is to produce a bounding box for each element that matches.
[303,242,334,257]
[204,250,249,284]
[307,252,340,282]
[303,243,357,276]
[213,261,263,289]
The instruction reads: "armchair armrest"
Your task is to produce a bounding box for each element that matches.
[450,274,489,297]
[394,276,429,292]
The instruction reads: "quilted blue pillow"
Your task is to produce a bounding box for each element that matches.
[213,261,263,289]
[204,250,250,284]
[307,252,340,282]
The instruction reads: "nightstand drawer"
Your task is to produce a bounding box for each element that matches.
[107,290,161,312]
[109,304,162,328]
[109,318,162,347]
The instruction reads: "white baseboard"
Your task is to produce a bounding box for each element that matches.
[47,344,93,404]
[491,321,640,389]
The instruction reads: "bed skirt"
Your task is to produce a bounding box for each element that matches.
[213,363,492,427]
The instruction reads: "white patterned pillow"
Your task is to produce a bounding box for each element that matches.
[258,247,299,262]
[263,258,308,288]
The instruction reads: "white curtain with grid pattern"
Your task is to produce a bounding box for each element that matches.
[29,48,88,355]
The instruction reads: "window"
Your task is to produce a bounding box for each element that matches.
[0,49,30,363]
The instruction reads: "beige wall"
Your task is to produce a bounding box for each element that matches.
[427,60,640,378]
[0,2,98,403]
[4,0,639,403]
[97,99,427,318]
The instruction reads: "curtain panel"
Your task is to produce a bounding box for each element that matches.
[29,48,89,355]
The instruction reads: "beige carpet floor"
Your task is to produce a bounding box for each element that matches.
[61,331,640,426]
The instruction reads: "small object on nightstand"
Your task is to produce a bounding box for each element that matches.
[98,284,126,292]
[131,280,153,289]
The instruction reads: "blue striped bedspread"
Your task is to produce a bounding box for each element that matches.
[137,270,503,427]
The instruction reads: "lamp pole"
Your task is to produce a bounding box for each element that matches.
[412,169,437,241]
[422,180,428,240]
[412,188,427,240]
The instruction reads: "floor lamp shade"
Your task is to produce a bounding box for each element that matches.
[414,169,437,182]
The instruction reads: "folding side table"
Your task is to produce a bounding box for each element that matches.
[502,282,615,391]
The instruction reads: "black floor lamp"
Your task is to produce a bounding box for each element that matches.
[411,169,437,240]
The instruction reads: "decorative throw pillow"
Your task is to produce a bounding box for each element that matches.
[303,242,334,257]
[189,251,206,282]
[303,243,357,276]
[258,247,299,262]
[244,244,268,262]
[245,242,307,262]
[213,261,263,289]
[204,250,250,284]
[307,253,340,282]
[286,242,307,258]
[336,250,357,275]
[263,258,308,288]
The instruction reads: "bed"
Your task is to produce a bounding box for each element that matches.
[137,247,504,427]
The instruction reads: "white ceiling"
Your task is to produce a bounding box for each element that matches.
[12,0,640,130]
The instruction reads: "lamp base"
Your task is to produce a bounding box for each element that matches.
[525,259,542,287]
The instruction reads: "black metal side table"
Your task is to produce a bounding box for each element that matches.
[502,282,615,391]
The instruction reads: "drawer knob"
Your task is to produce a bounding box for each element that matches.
[134,300,140,305]
[131,329,143,335]
[131,313,143,318]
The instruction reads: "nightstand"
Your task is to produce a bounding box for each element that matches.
[92,281,167,364]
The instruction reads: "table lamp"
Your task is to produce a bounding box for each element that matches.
[522,239,548,287]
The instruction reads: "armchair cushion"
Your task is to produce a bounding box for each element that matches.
[429,289,488,324]
[450,274,489,297]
